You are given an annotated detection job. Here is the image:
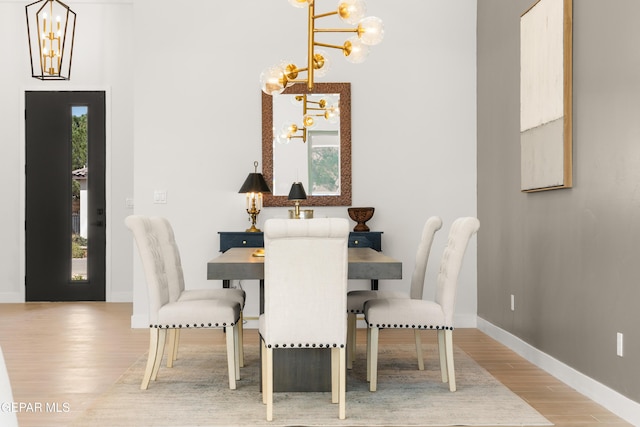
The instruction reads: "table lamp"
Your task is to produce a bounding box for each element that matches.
[238,161,271,232]
[288,182,311,219]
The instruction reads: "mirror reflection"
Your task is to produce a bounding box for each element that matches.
[262,82,351,207]
[272,93,340,196]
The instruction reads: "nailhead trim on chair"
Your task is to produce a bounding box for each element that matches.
[348,309,363,313]
[150,322,236,328]
[367,323,454,330]
[265,343,346,349]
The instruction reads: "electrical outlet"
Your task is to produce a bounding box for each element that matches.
[510,294,515,311]
[617,333,624,357]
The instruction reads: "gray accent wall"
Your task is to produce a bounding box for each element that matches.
[478,0,640,403]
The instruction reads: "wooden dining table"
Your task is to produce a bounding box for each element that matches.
[207,247,402,311]
[206,246,402,392]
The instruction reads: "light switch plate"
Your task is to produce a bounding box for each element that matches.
[153,190,167,204]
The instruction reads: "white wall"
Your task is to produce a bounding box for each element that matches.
[131,0,477,327]
[0,0,134,302]
[0,0,476,326]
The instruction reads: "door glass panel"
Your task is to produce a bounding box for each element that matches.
[71,106,88,281]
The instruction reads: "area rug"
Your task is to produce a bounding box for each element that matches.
[72,342,552,427]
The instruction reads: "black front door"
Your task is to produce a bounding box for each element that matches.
[25,91,106,301]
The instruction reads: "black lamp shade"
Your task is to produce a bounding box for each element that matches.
[288,182,307,200]
[238,173,271,193]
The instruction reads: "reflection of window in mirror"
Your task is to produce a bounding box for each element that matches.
[309,130,340,196]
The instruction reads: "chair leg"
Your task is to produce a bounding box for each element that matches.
[233,323,240,381]
[261,340,267,405]
[347,313,356,369]
[150,328,167,381]
[167,329,178,368]
[369,327,379,392]
[266,346,274,421]
[173,329,181,361]
[338,347,346,420]
[141,328,165,390]
[414,329,424,371]
[331,347,339,403]
[444,329,456,392]
[238,312,244,368]
[225,323,237,390]
[437,329,448,383]
[366,327,371,382]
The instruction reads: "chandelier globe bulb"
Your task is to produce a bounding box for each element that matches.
[276,123,295,144]
[358,16,384,46]
[313,51,331,77]
[288,0,309,8]
[326,105,340,123]
[338,0,366,25]
[260,65,287,95]
[344,37,370,64]
[303,115,316,129]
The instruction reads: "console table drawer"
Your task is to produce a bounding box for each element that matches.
[349,231,382,251]
[349,235,373,249]
[219,232,264,252]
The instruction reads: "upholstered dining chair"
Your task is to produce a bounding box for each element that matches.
[152,217,246,368]
[364,217,479,392]
[0,346,18,427]
[259,218,349,421]
[346,216,442,369]
[126,215,241,390]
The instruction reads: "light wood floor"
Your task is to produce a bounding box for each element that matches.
[0,302,633,427]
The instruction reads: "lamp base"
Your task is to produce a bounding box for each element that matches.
[288,209,314,219]
[246,225,262,232]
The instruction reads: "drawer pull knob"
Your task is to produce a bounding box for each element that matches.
[242,240,247,245]
[354,240,359,245]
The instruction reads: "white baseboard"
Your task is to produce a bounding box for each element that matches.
[477,317,640,427]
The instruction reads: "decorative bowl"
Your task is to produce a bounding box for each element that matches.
[347,207,375,232]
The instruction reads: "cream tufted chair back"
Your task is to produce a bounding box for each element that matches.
[409,216,444,299]
[261,217,349,347]
[126,215,170,325]
[151,217,186,302]
[434,217,480,326]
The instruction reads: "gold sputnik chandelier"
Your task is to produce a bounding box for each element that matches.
[25,0,76,80]
[276,94,340,143]
[261,0,384,96]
